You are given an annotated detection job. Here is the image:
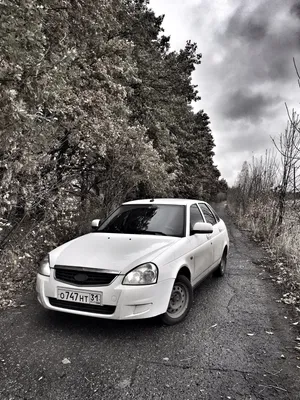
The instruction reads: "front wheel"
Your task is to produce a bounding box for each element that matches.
[160,275,193,325]
[213,250,227,277]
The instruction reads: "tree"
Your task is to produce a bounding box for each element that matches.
[272,111,300,225]
[0,0,223,292]
[174,110,220,200]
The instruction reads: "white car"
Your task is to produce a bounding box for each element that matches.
[36,199,229,325]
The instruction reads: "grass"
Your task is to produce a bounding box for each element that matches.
[227,198,300,307]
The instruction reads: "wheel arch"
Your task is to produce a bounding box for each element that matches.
[177,265,191,281]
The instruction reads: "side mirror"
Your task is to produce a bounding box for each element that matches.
[91,219,101,231]
[192,222,213,234]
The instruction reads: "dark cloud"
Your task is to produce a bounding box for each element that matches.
[291,2,300,19]
[221,89,282,121]
[215,0,300,84]
[242,20,267,41]
[226,7,268,42]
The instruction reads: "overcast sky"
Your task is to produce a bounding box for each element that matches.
[150,0,300,185]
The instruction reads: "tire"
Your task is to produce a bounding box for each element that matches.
[213,250,227,277]
[160,275,193,325]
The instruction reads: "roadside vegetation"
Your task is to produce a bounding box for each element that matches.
[227,103,300,309]
[0,0,228,308]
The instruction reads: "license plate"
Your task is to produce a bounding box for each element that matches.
[57,288,102,305]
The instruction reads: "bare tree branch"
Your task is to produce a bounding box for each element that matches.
[293,57,300,88]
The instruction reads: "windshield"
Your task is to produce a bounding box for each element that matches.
[98,204,185,237]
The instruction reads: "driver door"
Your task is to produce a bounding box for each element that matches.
[188,204,213,285]
[199,203,223,266]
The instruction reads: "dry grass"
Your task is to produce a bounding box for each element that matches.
[227,199,300,307]
[273,206,300,289]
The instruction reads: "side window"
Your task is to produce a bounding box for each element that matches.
[199,204,217,225]
[190,204,204,234]
[208,205,220,222]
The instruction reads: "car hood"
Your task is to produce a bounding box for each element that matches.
[50,233,181,274]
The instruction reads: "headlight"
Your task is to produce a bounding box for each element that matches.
[123,263,158,285]
[39,255,50,277]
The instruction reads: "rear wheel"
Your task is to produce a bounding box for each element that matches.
[160,275,193,325]
[214,250,227,277]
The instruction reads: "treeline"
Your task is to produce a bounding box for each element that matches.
[0,0,225,280]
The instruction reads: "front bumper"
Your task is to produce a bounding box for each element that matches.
[36,271,174,320]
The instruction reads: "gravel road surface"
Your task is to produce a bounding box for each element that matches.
[1,204,299,399]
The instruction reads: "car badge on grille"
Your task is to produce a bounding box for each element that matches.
[74,273,89,282]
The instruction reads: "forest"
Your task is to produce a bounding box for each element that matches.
[0,0,227,306]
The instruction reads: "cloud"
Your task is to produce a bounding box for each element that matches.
[213,115,274,154]
[221,89,282,121]
[150,0,300,185]
[225,7,269,42]
[214,1,300,83]
[291,1,300,19]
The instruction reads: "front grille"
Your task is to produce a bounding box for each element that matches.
[54,266,118,286]
[49,298,116,315]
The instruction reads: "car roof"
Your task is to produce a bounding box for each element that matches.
[123,198,206,206]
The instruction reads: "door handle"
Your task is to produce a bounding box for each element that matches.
[206,234,212,240]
